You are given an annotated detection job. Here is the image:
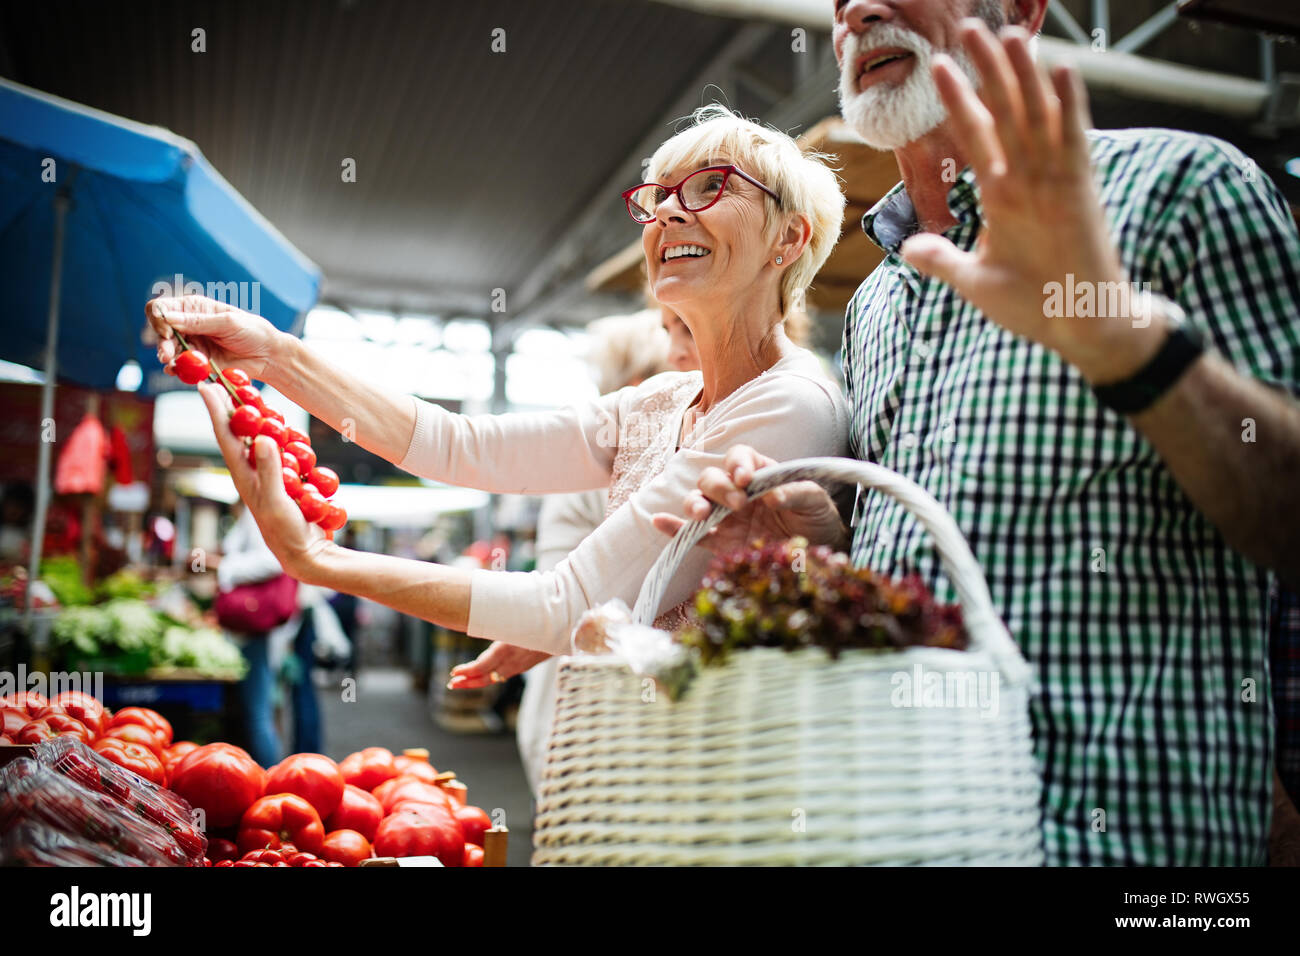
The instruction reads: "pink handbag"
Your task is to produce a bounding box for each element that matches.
[215,573,298,633]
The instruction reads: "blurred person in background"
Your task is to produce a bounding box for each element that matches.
[216,503,301,767]
[514,308,690,796]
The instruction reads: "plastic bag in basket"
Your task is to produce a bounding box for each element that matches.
[570,599,698,700]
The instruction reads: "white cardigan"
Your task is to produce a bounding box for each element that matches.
[399,348,850,653]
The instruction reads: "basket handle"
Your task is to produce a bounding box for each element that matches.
[632,456,1032,686]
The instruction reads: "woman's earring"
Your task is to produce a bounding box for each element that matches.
[775,256,783,265]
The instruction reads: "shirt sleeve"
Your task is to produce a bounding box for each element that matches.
[1154,138,1300,398]
[397,383,646,494]
[465,370,851,653]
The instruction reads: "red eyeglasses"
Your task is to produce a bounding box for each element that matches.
[622,165,781,224]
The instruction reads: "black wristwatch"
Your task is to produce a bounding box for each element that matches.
[1090,300,1205,414]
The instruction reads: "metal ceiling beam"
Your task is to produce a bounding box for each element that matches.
[1113,3,1180,55]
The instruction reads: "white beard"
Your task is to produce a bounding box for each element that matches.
[838,24,980,151]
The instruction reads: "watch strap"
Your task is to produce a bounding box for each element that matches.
[1091,320,1205,415]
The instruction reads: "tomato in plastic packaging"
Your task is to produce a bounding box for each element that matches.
[339,747,400,792]
[237,793,325,855]
[264,753,345,821]
[92,738,167,787]
[372,802,462,866]
[320,828,372,867]
[170,742,266,829]
[325,783,384,841]
[108,707,173,748]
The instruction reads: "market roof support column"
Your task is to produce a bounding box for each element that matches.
[25,186,70,631]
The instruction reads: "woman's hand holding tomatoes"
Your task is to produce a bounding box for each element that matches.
[147,295,283,384]
[197,383,335,584]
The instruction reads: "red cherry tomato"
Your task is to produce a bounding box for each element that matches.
[258,418,288,447]
[234,384,262,406]
[229,405,263,438]
[279,450,298,470]
[221,368,251,388]
[320,829,373,867]
[174,349,211,385]
[302,859,330,867]
[282,468,304,499]
[285,441,316,475]
[207,837,240,862]
[307,467,339,498]
[464,844,485,867]
[284,427,310,447]
[297,488,328,523]
[263,408,285,424]
[109,706,173,748]
[265,753,346,820]
[318,503,347,533]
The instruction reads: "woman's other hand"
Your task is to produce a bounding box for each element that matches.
[147,294,285,384]
[197,382,332,581]
[448,642,552,690]
[652,444,847,553]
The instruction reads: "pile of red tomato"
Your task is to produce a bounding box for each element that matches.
[2,692,492,867]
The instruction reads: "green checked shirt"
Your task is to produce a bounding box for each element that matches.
[842,128,1300,866]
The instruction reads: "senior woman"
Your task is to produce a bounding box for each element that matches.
[146,105,849,665]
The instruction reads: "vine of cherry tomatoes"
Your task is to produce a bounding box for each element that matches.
[168,335,348,536]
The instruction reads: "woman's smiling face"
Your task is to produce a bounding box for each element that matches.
[642,160,776,320]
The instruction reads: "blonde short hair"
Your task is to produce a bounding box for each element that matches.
[585,310,672,394]
[645,105,845,317]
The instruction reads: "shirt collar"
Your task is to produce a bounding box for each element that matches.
[862,164,982,254]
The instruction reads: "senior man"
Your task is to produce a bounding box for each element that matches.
[658,0,1300,865]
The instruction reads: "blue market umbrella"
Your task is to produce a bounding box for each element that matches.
[0,77,321,610]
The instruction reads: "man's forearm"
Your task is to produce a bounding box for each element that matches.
[264,334,418,466]
[1130,348,1300,587]
[306,545,473,634]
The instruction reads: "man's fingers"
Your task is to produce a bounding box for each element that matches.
[931,54,1005,180]
[1052,64,1092,166]
[960,19,1028,165]
[1003,26,1059,161]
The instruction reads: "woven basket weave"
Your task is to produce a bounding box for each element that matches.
[532,457,1044,865]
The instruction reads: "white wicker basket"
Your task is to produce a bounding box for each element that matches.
[532,457,1044,865]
